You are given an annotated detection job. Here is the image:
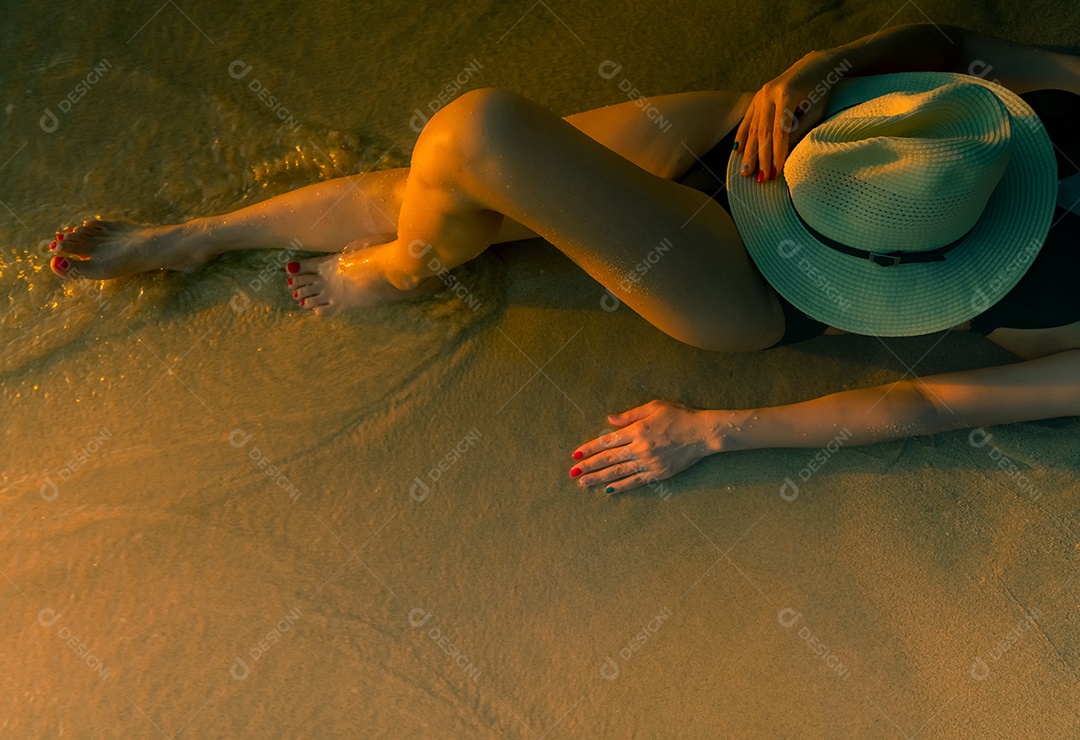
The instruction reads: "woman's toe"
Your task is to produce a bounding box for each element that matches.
[307,296,337,316]
[296,282,333,310]
[89,219,123,233]
[55,237,94,255]
[50,228,89,254]
[51,255,76,279]
[287,274,317,291]
[51,254,112,280]
[289,258,323,276]
[70,224,99,245]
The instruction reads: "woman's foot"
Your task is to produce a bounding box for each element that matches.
[48,219,209,280]
[286,234,440,316]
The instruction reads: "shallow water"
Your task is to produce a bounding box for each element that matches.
[3,0,1079,736]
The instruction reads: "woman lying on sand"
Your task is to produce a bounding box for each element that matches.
[47,23,1080,495]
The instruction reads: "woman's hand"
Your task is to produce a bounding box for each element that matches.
[734,50,841,183]
[569,400,724,495]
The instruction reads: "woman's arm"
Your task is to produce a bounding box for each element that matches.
[829,22,1080,94]
[735,22,1080,181]
[714,349,1080,453]
[569,350,1080,494]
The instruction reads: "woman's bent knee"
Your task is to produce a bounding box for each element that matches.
[414,88,529,167]
[684,328,782,354]
[679,301,785,353]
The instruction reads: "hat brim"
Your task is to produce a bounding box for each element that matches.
[726,71,1058,337]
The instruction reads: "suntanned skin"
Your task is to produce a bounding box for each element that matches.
[46,23,1080,494]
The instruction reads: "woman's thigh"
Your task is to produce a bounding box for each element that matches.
[564,90,756,179]
[436,88,782,352]
[492,90,756,243]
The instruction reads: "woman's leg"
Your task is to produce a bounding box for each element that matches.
[290,88,783,352]
[49,91,751,278]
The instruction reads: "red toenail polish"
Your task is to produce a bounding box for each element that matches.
[572,451,583,460]
[757,170,764,184]
[293,291,298,298]
[300,299,305,306]
[287,278,293,285]
[570,467,582,477]
[770,166,777,180]
[49,241,57,250]
[56,233,64,241]
[287,262,299,273]
[67,227,75,232]
[55,257,69,271]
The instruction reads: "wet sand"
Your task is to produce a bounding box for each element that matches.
[1,0,1078,736]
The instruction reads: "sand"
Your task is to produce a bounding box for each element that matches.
[1,0,1078,736]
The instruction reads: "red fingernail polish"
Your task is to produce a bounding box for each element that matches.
[570,467,581,477]
[757,170,764,184]
[287,262,299,274]
[770,166,777,180]
[572,451,583,460]
[55,257,69,271]
[49,241,57,250]
[287,278,293,285]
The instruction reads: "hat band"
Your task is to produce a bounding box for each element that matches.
[790,202,967,267]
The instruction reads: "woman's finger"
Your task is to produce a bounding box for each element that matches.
[734,93,757,164]
[571,445,633,477]
[739,94,764,176]
[578,461,646,488]
[608,401,656,426]
[572,428,632,461]
[755,98,776,183]
[773,104,795,176]
[602,471,655,495]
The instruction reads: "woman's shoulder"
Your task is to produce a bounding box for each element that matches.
[986,320,1080,359]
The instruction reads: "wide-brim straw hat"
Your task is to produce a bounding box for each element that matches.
[726,71,1057,336]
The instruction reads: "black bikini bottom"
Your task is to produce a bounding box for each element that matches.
[676,87,1080,347]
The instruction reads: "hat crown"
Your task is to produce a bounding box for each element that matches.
[786,82,1014,252]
